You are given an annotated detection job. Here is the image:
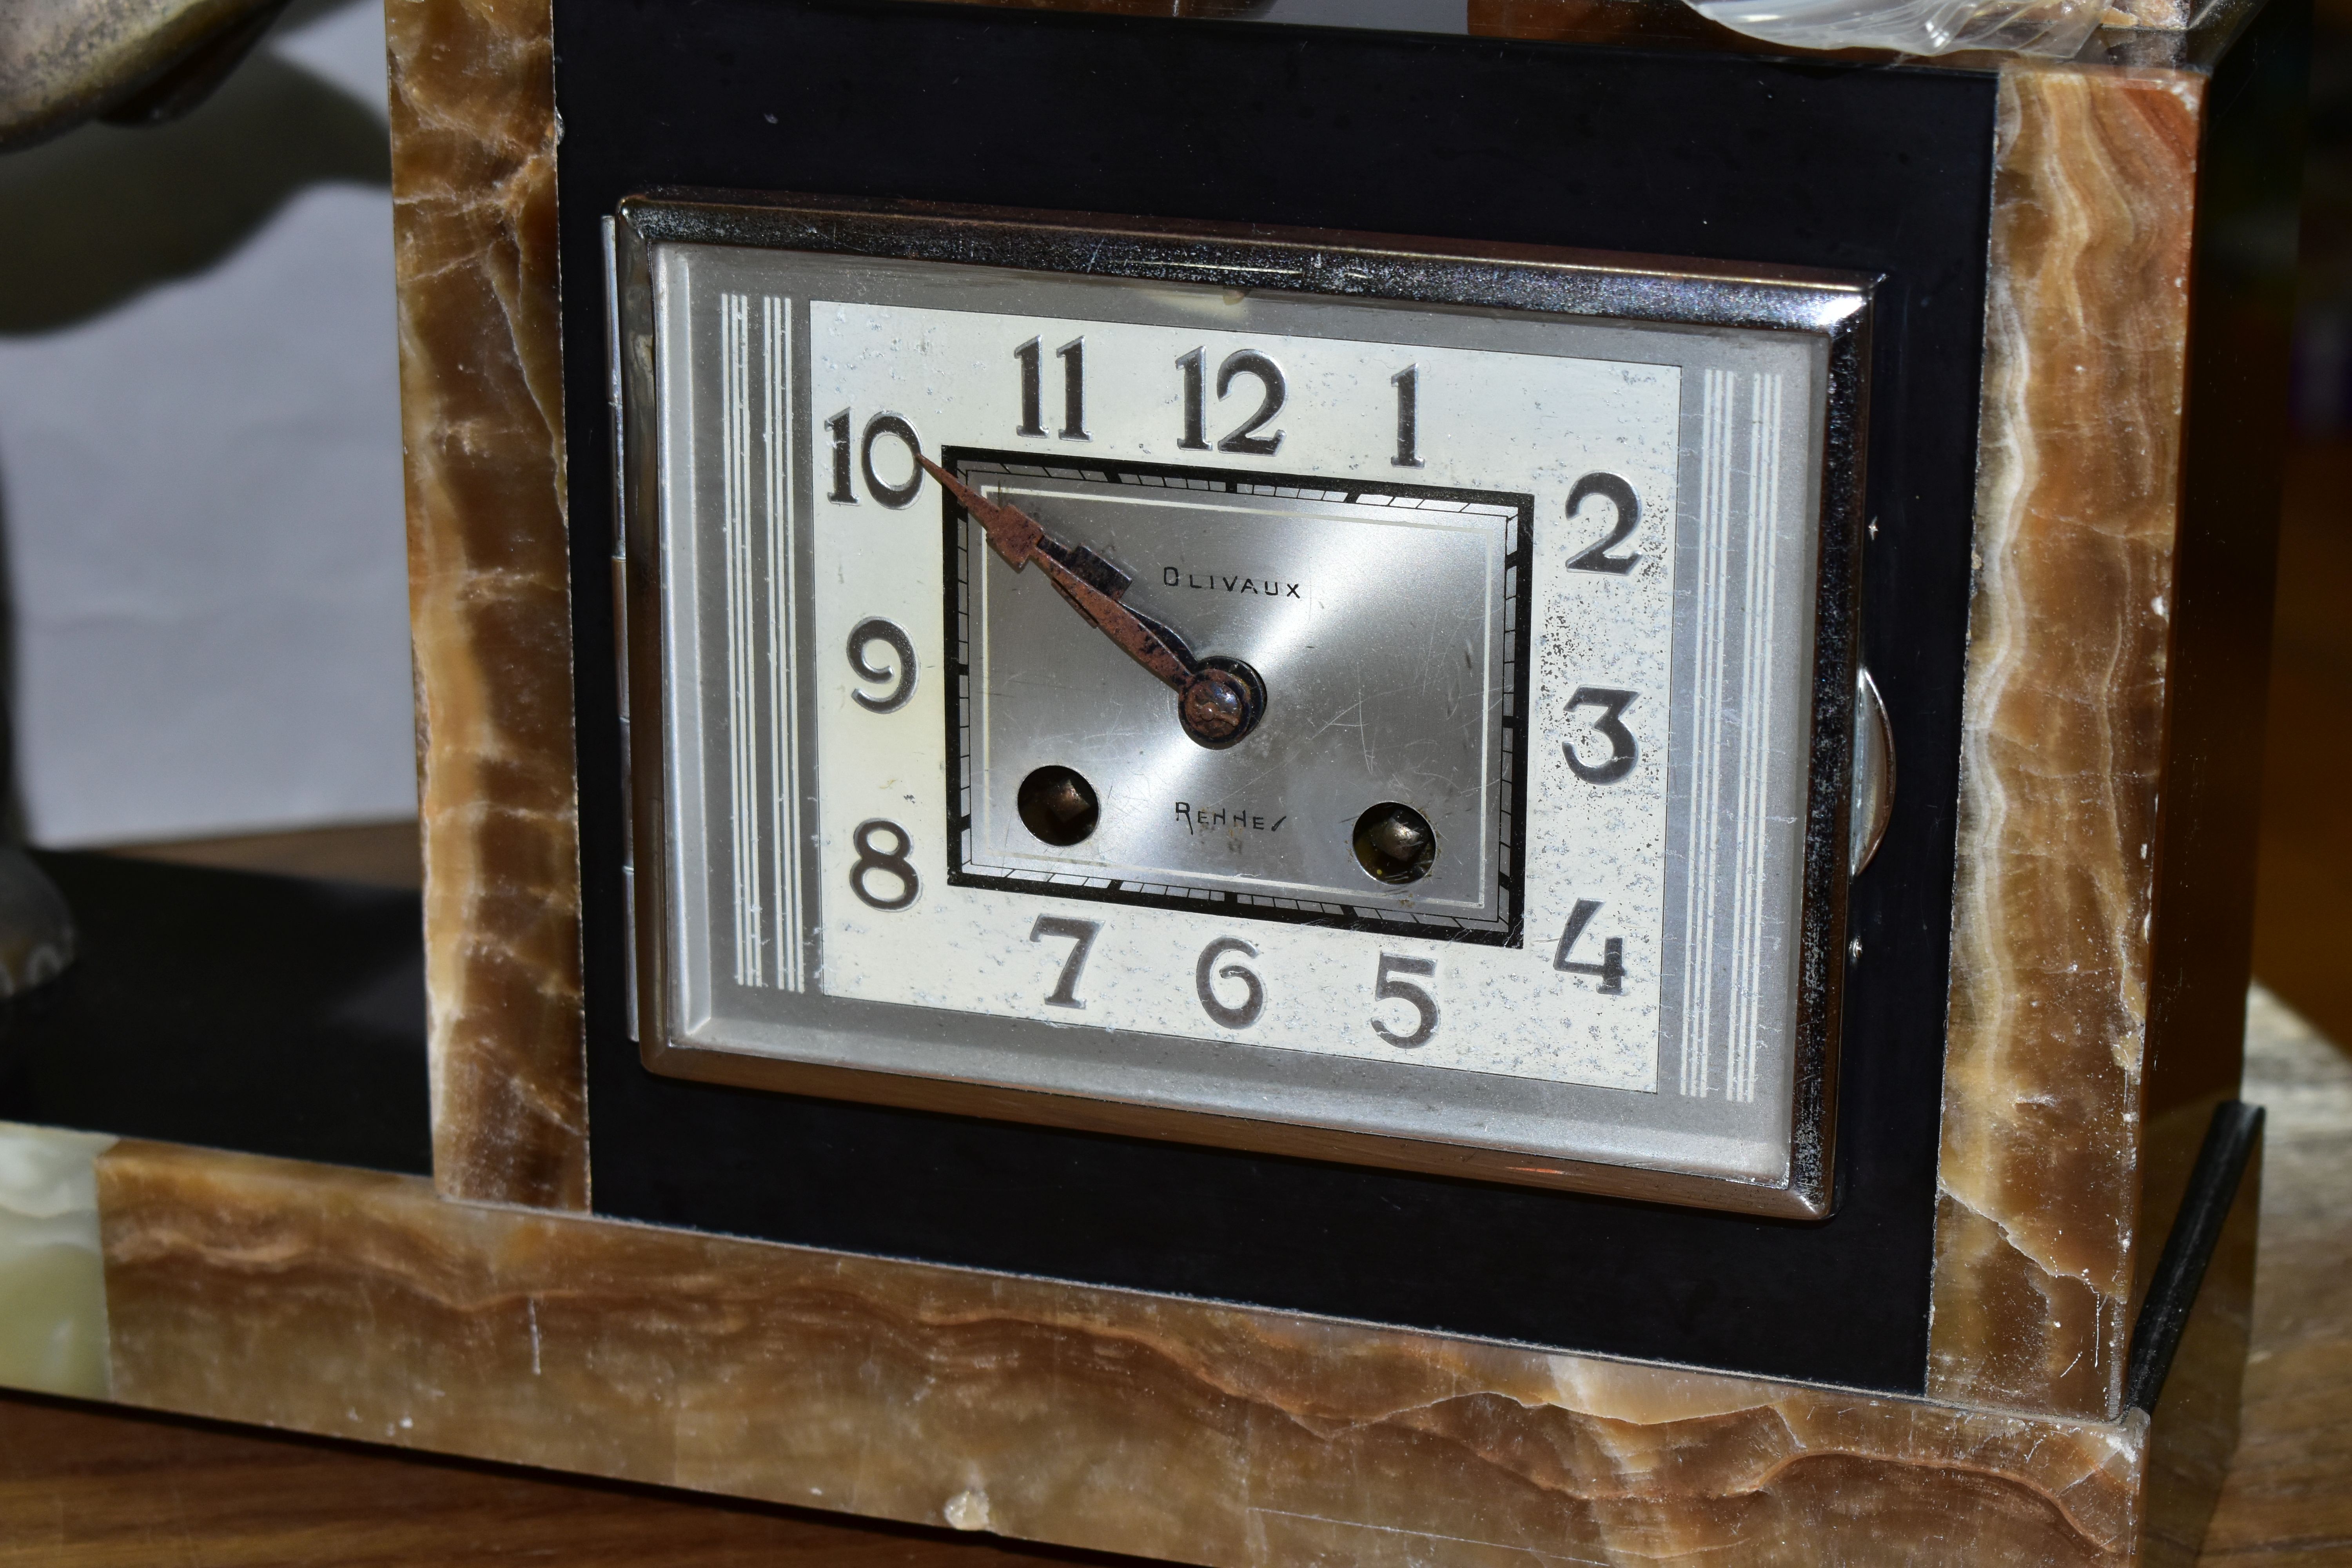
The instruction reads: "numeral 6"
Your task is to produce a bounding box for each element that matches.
[1194,936,1264,1029]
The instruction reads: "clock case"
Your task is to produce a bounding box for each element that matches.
[608,192,1875,1220]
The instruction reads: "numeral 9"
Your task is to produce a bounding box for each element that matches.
[846,617,916,713]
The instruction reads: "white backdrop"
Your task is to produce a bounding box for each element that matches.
[0,0,1466,849]
[0,0,414,846]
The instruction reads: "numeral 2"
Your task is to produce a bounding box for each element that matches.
[1564,472,1642,573]
[1552,899,1626,994]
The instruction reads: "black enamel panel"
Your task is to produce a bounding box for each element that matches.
[0,853,431,1176]
[557,0,1997,1392]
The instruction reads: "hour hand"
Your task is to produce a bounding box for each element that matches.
[920,456,1262,748]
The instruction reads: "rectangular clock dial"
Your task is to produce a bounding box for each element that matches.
[613,195,1870,1216]
[947,456,1528,940]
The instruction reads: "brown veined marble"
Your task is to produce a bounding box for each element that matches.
[1933,62,2203,1422]
[96,1140,2193,1568]
[390,0,587,1211]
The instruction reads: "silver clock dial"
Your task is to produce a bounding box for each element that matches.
[615,196,1871,1214]
[950,459,1525,934]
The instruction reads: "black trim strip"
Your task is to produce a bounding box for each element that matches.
[2125,1100,2265,1414]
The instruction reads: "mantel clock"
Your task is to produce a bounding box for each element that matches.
[0,2,2284,1565]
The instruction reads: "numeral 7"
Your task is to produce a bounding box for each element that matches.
[1030,915,1100,1009]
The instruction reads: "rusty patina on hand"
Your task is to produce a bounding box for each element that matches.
[919,455,1264,748]
[1,0,288,150]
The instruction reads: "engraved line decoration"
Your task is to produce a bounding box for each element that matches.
[717,290,804,992]
[1679,369,1733,1097]
[1729,372,1785,1103]
[1674,368,1785,1103]
[721,292,759,985]
[776,294,814,992]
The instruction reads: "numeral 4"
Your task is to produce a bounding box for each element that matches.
[1552,899,1625,995]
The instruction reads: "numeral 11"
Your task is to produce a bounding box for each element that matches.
[1016,337,1087,441]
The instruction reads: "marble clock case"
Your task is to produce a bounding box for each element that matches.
[0,0,2309,1564]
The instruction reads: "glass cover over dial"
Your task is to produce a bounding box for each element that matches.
[616,199,1867,1214]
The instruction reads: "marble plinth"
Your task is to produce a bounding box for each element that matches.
[94,1136,2211,1568]
[62,991,2308,1564]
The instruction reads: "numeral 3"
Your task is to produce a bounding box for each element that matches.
[1563,687,1639,784]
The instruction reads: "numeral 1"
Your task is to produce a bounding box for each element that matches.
[1015,339,1047,437]
[1177,348,1208,450]
[1055,338,1087,439]
[826,409,855,503]
[1392,365,1423,468]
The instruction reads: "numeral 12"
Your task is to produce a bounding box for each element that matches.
[1176,347,1285,455]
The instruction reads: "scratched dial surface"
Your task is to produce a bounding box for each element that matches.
[642,237,1835,1185]
[955,463,1522,930]
[803,298,1672,1088]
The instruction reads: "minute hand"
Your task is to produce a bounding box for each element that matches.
[919,456,1202,693]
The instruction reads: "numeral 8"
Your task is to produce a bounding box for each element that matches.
[849,819,918,910]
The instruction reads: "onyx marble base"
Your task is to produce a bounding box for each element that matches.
[84,1130,2248,1568]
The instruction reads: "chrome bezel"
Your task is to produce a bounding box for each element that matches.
[610,191,1872,1218]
